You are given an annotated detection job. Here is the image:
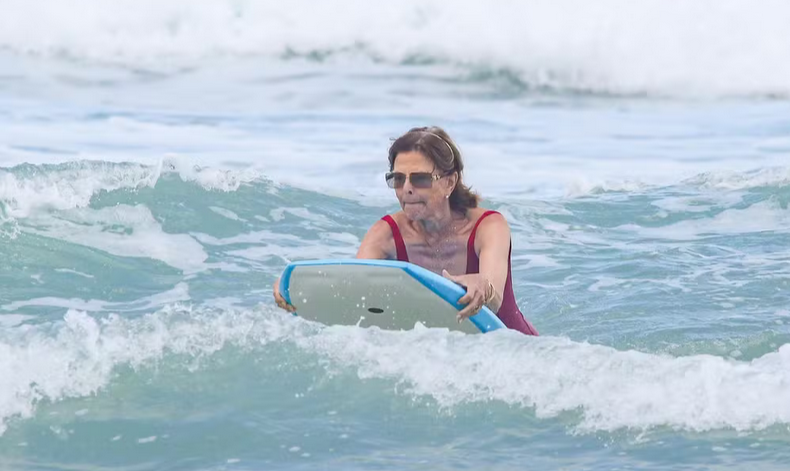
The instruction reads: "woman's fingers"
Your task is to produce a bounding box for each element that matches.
[458,292,473,305]
[273,278,296,312]
[456,294,485,322]
[458,286,482,306]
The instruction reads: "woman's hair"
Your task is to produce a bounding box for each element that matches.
[388,126,479,214]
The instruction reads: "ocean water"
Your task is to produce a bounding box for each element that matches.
[2,1,790,470]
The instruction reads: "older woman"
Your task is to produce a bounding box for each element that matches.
[274,126,538,335]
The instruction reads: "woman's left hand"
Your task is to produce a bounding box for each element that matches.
[442,269,491,323]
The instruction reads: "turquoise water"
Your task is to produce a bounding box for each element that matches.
[3,2,790,469]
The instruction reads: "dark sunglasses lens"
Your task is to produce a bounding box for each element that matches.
[386,173,406,188]
[410,173,434,188]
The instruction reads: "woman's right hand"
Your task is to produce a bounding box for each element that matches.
[273,277,296,313]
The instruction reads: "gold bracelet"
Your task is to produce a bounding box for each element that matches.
[484,280,495,304]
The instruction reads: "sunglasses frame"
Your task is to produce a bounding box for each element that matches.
[385,171,446,189]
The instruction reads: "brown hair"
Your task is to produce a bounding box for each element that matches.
[388,126,479,214]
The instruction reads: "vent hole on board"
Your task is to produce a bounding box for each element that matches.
[367,307,384,314]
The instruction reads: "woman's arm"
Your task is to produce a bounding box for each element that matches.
[442,213,511,320]
[475,213,512,314]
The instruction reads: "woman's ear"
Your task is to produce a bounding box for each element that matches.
[447,171,459,193]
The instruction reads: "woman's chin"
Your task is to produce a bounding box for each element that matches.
[402,202,426,219]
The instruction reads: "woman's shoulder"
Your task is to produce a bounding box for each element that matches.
[370,211,413,240]
[357,214,398,259]
[369,214,398,235]
[471,207,510,237]
[469,207,507,224]
[380,210,406,225]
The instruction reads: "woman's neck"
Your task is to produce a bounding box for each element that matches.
[413,206,461,236]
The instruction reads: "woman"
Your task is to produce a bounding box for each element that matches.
[273,126,538,335]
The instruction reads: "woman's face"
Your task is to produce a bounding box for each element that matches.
[391,151,454,220]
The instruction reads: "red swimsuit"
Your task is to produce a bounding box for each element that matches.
[380,210,538,335]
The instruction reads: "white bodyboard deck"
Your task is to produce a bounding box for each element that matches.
[279,259,505,333]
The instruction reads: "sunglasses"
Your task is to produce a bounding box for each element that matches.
[385,172,446,189]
